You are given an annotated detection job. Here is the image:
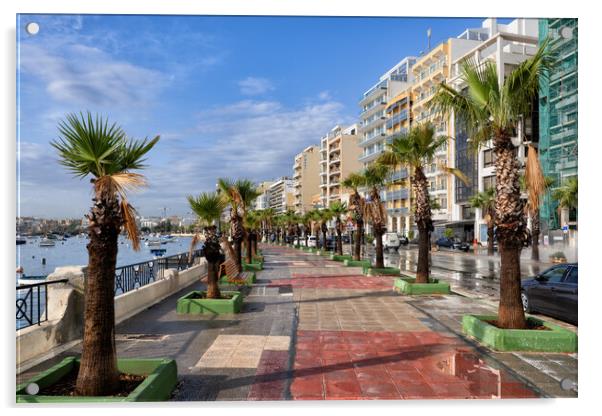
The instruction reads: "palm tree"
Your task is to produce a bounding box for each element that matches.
[329,201,348,255]
[552,176,578,228]
[431,41,553,329]
[318,208,333,251]
[342,173,366,261]
[301,211,313,247]
[218,179,259,270]
[520,169,555,261]
[362,164,391,268]
[188,192,227,299]
[469,187,496,255]
[51,112,159,396]
[377,124,461,283]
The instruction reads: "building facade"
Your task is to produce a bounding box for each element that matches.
[293,146,321,214]
[320,124,361,208]
[538,18,578,232]
[252,181,274,211]
[447,18,540,242]
[383,89,413,234]
[268,177,295,213]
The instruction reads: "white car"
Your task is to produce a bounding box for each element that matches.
[372,232,400,250]
[307,236,317,248]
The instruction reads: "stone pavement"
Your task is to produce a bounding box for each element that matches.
[18,244,577,401]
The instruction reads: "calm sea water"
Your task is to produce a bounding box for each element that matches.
[16,235,196,330]
[16,235,195,277]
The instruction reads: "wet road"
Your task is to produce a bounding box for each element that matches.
[342,245,549,299]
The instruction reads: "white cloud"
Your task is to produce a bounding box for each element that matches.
[318,90,331,100]
[237,77,275,95]
[20,43,169,107]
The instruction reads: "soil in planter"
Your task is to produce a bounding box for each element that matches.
[38,366,145,397]
[485,320,551,331]
[188,292,235,300]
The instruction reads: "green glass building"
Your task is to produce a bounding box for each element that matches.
[538,18,578,231]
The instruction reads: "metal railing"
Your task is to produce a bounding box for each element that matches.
[113,249,203,295]
[16,279,68,330]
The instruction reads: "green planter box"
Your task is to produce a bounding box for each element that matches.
[393,276,450,295]
[330,254,353,262]
[176,290,243,314]
[363,267,400,276]
[219,272,256,287]
[243,262,263,271]
[343,259,372,268]
[252,256,264,263]
[462,314,578,352]
[16,357,177,403]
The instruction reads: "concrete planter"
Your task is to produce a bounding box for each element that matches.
[330,254,353,262]
[343,259,372,268]
[462,314,578,352]
[363,267,400,276]
[243,262,263,272]
[16,357,177,403]
[176,290,243,314]
[393,277,450,295]
[219,272,256,287]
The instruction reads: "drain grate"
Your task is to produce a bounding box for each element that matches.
[116,334,168,342]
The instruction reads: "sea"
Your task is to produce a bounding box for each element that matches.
[16,235,195,330]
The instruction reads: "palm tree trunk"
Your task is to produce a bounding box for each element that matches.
[412,167,432,284]
[494,135,527,329]
[75,188,120,396]
[245,232,252,265]
[322,229,327,251]
[336,219,343,255]
[206,261,220,298]
[374,228,384,269]
[531,209,540,261]
[416,227,430,283]
[354,221,363,261]
[233,239,242,273]
[204,228,222,299]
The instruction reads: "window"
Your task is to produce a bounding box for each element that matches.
[564,267,578,284]
[541,266,570,283]
[483,149,495,168]
[483,175,496,191]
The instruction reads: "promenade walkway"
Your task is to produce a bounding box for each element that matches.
[18,244,577,400]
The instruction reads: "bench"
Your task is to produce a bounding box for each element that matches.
[218,256,255,285]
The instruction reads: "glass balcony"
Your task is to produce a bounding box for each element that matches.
[389,169,409,182]
[385,110,409,130]
[384,189,409,201]
[387,207,410,217]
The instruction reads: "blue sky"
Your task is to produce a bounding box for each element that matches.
[17,14,510,218]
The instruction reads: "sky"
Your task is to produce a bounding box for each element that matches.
[16,14,512,219]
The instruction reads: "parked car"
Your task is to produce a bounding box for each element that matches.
[372,232,401,250]
[324,237,336,251]
[398,235,409,246]
[521,263,577,325]
[306,235,317,248]
[435,237,470,252]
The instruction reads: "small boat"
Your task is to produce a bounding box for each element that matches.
[16,236,26,245]
[18,275,47,285]
[145,238,162,247]
[150,248,167,256]
[39,238,56,247]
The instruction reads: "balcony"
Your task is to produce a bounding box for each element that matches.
[384,189,409,201]
[361,113,386,130]
[358,149,383,164]
[386,96,408,114]
[387,207,410,217]
[360,99,387,117]
[359,79,388,104]
[389,169,408,182]
[329,157,341,165]
[385,110,409,130]
[359,130,386,147]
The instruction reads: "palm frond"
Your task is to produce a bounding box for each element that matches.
[524,144,546,214]
[438,164,471,186]
[120,200,140,251]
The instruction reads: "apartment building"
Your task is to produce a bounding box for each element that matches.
[320,124,361,208]
[447,18,540,242]
[411,31,486,232]
[252,181,274,211]
[383,89,413,234]
[538,18,578,232]
[293,146,321,215]
[358,57,416,167]
[268,177,295,213]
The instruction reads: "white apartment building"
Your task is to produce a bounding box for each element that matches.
[446,18,539,242]
[268,177,295,214]
[358,56,417,167]
[252,181,274,211]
